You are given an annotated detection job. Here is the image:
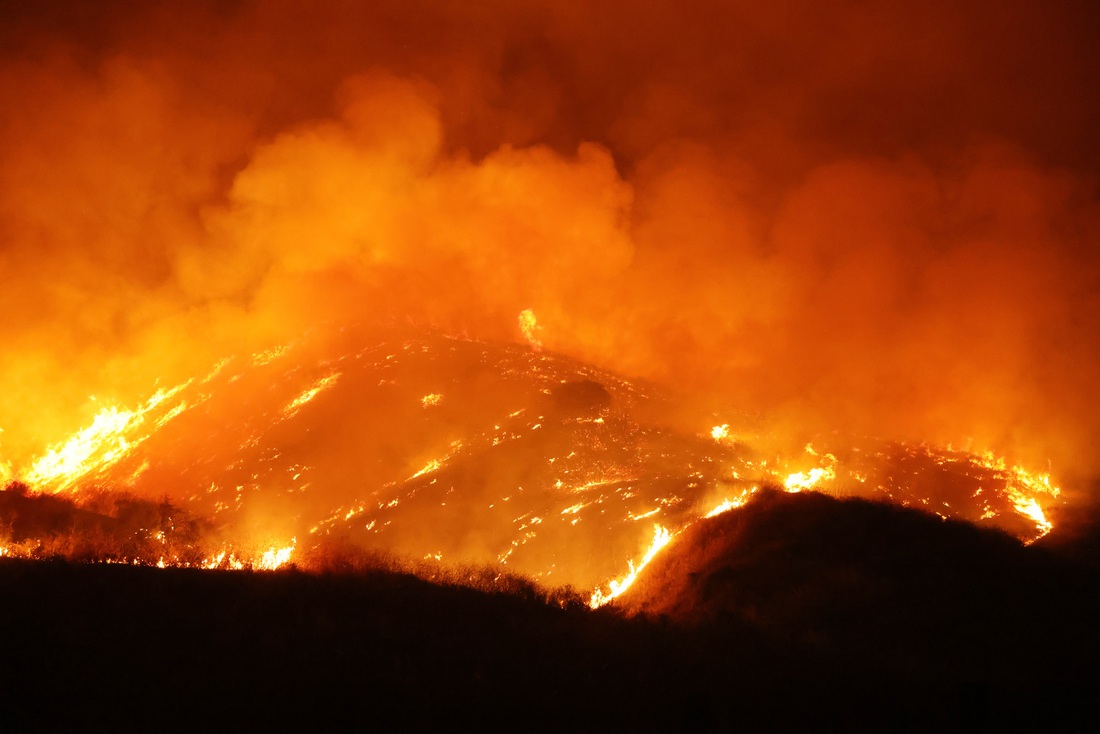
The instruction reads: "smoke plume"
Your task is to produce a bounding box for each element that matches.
[1,0,1098,484]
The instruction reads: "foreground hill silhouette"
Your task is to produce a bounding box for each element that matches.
[1,491,1098,732]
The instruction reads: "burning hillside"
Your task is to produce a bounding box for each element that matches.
[1,3,1098,727]
[1,329,1064,605]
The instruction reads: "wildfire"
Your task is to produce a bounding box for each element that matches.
[705,486,758,518]
[252,345,290,366]
[973,452,1060,540]
[257,541,296,570]
[202,541,296,571]
[409,458,443,480]
[282,374,340,418]
[0,334,1075,613]
[590,524,673,608]
[0,0,1092,669]
[24,384,189,492]
[519,309,543,349]
[783,466,836,493]
[781,445,838,493]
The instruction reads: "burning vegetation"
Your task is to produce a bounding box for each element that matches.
[0,331,1067,608]
[0,1,1098,728]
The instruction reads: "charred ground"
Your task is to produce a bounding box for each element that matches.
[1,490,1097,732]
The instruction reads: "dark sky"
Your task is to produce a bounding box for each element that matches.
[3,0,1098,172]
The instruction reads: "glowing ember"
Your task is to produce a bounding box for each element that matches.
[252,345,290,366]
[421,393,443,407]
[711,424,730,441]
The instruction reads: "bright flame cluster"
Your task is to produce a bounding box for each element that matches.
[783,466,836,493]
[282,374,340,418]
[24,385,188,492]
[588,435,1065,609]
[519,309,543,349]
[704,486,758,518]
[202,541,297,571]
[975,452,1060,539]
[590,524,672,608]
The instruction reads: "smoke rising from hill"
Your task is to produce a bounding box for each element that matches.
[1,0,1098,482]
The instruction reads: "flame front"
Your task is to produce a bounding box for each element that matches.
[24,384,190,492]
[784,467,836,493]
[257,541,296,570]
[590,524,673,608]
[705,486,758,518]
[0,335,1073,603]
[282,375,340,418]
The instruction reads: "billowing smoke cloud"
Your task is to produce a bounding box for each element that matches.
[1,0,1098,484]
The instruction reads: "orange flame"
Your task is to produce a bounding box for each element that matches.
[590,524,673,608]
[519,309,543,349]
[24,384,190,492]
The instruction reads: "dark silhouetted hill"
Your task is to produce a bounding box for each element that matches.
[1,481,209,563]
[1,490,1098,732]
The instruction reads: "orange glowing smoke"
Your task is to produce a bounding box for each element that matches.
[1,1,1098,487]
[0,2,1097,599]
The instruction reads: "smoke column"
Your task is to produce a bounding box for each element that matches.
[1,0,1098,489]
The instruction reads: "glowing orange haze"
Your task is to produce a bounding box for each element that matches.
[0,2,1098,524]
